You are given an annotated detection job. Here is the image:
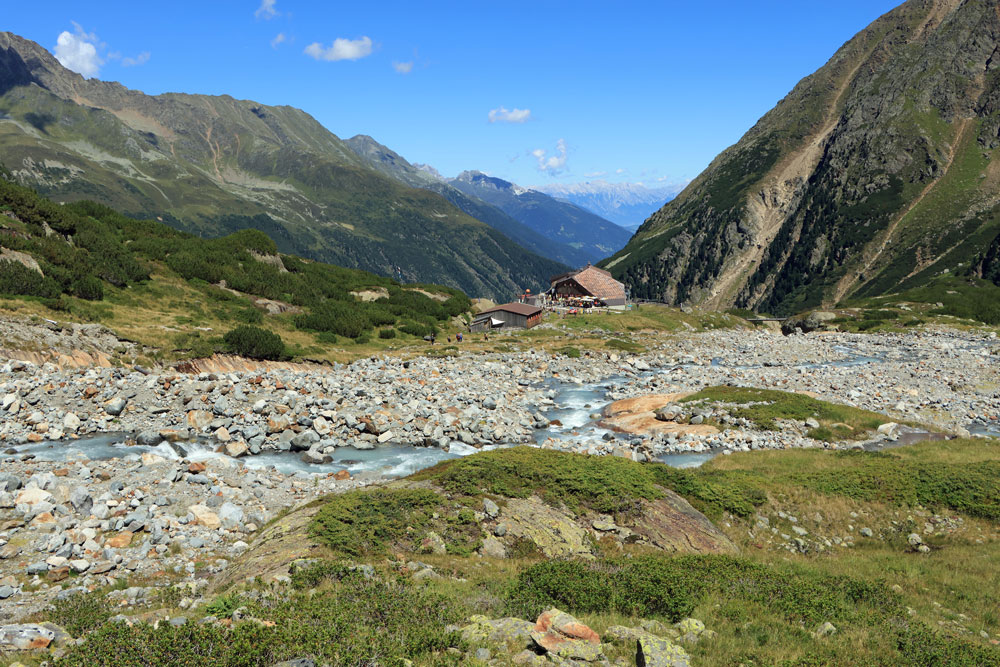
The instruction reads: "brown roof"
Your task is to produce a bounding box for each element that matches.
[478,302,543,317]
[551,265,626,301]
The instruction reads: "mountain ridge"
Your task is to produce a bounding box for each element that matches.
[448,170,633,264]
[602,0,1000,314]
[0,31,565,300]
[344,134,586,268]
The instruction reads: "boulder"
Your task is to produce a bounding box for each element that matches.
[636,632,691,667]
[460,615,536,644]
[531,608,603,662]
[62,412,81,431]
[225,440,248,457]
[0,624,55,651]
[189,505,221,530]
[218,502,244,530]
[104,397,128,416]
[136,430,164,447]
[187,410,213,430]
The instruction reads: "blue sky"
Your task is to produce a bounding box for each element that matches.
[7,1,902,189]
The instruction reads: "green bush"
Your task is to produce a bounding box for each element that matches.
[310,488,441,557]
[378,328,396,339]
[71,275,104,301]
[507,555,902,628]
[398,320,433,337]
[557,346,581,358]
[57,574,464,666]
[414,447,663,516]
[49,592,113,636]
[223,325,286,361]
[0,259,61,298]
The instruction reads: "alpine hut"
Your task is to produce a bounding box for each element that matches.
[549,264,627,307]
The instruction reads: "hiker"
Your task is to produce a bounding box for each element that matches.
[484,332,489,341]
[456,332,463,343]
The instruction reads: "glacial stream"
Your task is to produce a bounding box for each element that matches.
[9,341,998,476]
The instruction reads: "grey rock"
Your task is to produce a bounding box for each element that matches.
[104,397,128,416]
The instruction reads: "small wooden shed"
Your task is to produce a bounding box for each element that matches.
[470,303,543,332]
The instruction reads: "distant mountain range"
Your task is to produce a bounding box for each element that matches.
[0,32,567,300]
[603,0,1000,314]
[448,171,632,264]
[533,180,682,229]
[345,135,632,267]
[345,135,591,268]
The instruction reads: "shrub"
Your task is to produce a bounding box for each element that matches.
[49,592,113,636]
[57,574,464,666]
[0,260,61,298]
[223,325,286,361]
[70,275,104,301]
[378,328,396,339]
[295,301,371,338]
[557,346,581,358]
[310,488,441,557]
[414,447,663,516]
[507,555,902,628]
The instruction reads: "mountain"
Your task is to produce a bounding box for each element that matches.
[0,32,566,300]
[533,180,681,228]
[449,171,633,264]
[602,0,1000,315]
[344,135,585,267]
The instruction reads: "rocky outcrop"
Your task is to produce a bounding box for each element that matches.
[631,493,738,555]
[500,497,594,558]
[602,393,718,438]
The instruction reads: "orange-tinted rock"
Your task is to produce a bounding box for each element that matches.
[333,470,351,481]
[106,532,134,548]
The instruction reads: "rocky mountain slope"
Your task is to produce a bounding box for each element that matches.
[450,171,633,264]
[534,180,680,228]
[603,0,1000,314]
[0,32,565,300]
[345,134,584,267]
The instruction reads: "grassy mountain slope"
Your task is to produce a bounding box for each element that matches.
[345,134,583,268]
[0,32,564,300]
[603,0,1000,315]
[0,173,472,362]
[450,170,633,265]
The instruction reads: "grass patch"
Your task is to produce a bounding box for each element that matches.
[680,385,888,438]
[707,438,1000,521]
[605,338,645,354]
[556,345,581,358]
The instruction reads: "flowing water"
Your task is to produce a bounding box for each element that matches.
[10,342,995,476]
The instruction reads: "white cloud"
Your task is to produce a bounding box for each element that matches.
[585,170,608,178]
[255,0,278,20]
[532,138,568,175]
[304,36,373,62]
[488,106,531,123]
[121,51,150,67]
[615,167,625,174]
[53,23,103,78]
[271,32,286,48]
[392,60,413,74]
